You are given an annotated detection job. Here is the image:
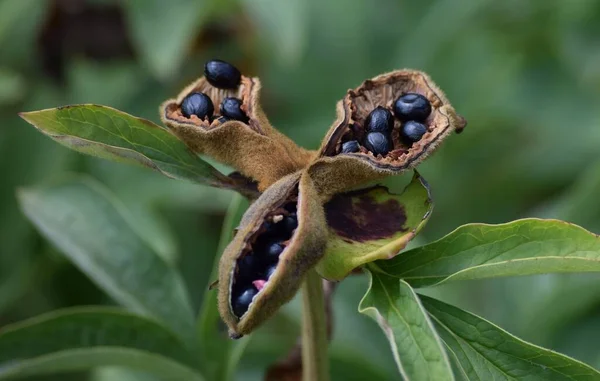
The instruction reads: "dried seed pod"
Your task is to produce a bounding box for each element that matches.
[160,71,314,190]
[309,69,467,200]
[218,172,327,337]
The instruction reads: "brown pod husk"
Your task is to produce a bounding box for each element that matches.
[160,76,314,191]
[309,69,467,200]
[217,171,327,337]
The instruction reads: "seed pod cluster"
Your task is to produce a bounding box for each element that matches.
[159,67,466,338]
[309,70,466,199]
[160,60,314,191]
[218,173,327,337]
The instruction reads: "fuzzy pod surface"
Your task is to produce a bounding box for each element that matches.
[309,69,467,200]
[161,76,314,191]
[217,172,328,337]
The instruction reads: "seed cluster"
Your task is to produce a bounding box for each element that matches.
[339,93,432,158]
[231,199,299,318]
[179,59,249,125]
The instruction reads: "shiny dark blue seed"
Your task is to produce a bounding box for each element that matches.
[283,215,298,233]
[266,242,284,261]
[220,97,249,123]
[238,255,256,276]
[266,265,277,279]
[232,286,258,317]
[217,116,231,124]
[365,106,394,133]
[400,121,427,144]
[393,93,431,122]
[181,92,214,119]
[204,59,241,89]
[341,140,360,153]
[364,132,391,155]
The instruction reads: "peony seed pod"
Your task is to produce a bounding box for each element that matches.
[308,69,466,200]
[218,172,327,337]
[160,64,314,191]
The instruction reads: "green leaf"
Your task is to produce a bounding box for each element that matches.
[17,176,196,343]
[359,270,454,380]
[196,194,251,381]
[378,219,600,288]
[19,105,233,189]
[317,172,433,280]
[0,308,203,380]
[421,295,600,381]
[123,0,210,80]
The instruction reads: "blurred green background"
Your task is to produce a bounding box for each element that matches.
[2,0,600,379]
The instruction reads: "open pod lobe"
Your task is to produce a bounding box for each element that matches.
[310,70,466,200]
[161,74,313,191]
[217,172,327,337]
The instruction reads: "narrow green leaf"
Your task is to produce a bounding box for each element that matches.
[421,295,600,381]
[17,176,196,342]
[0,308,203,380]
[123,0,209,80]
[379,219,600,288]
[196,193,250,381]
[317,172,433,280]
[19,105,232,188]
[359,270,454,381]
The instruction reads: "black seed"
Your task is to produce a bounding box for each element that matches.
[204,59,241,89]
[393,93,431,122]
[266,265,277,279]
[181,92,214,119]
[232,286,258,317]
[400,121,427,144]
[365,106,394,133]
[284,203,296,213]
[266,242,284,262]
[220,97,249,123]
[263,221,274,232]
[283,215,298,233]
[341,140,360,153]
[364,132,391,155]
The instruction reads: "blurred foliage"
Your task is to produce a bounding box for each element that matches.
[1,0,600,379]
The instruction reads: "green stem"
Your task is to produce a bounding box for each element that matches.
[301,269,330,381]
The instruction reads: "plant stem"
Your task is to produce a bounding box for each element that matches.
[301,269,330,381]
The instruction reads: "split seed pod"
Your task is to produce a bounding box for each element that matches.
[218,172,327,337]
[161,74,314,191]
[308,69,467,200]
